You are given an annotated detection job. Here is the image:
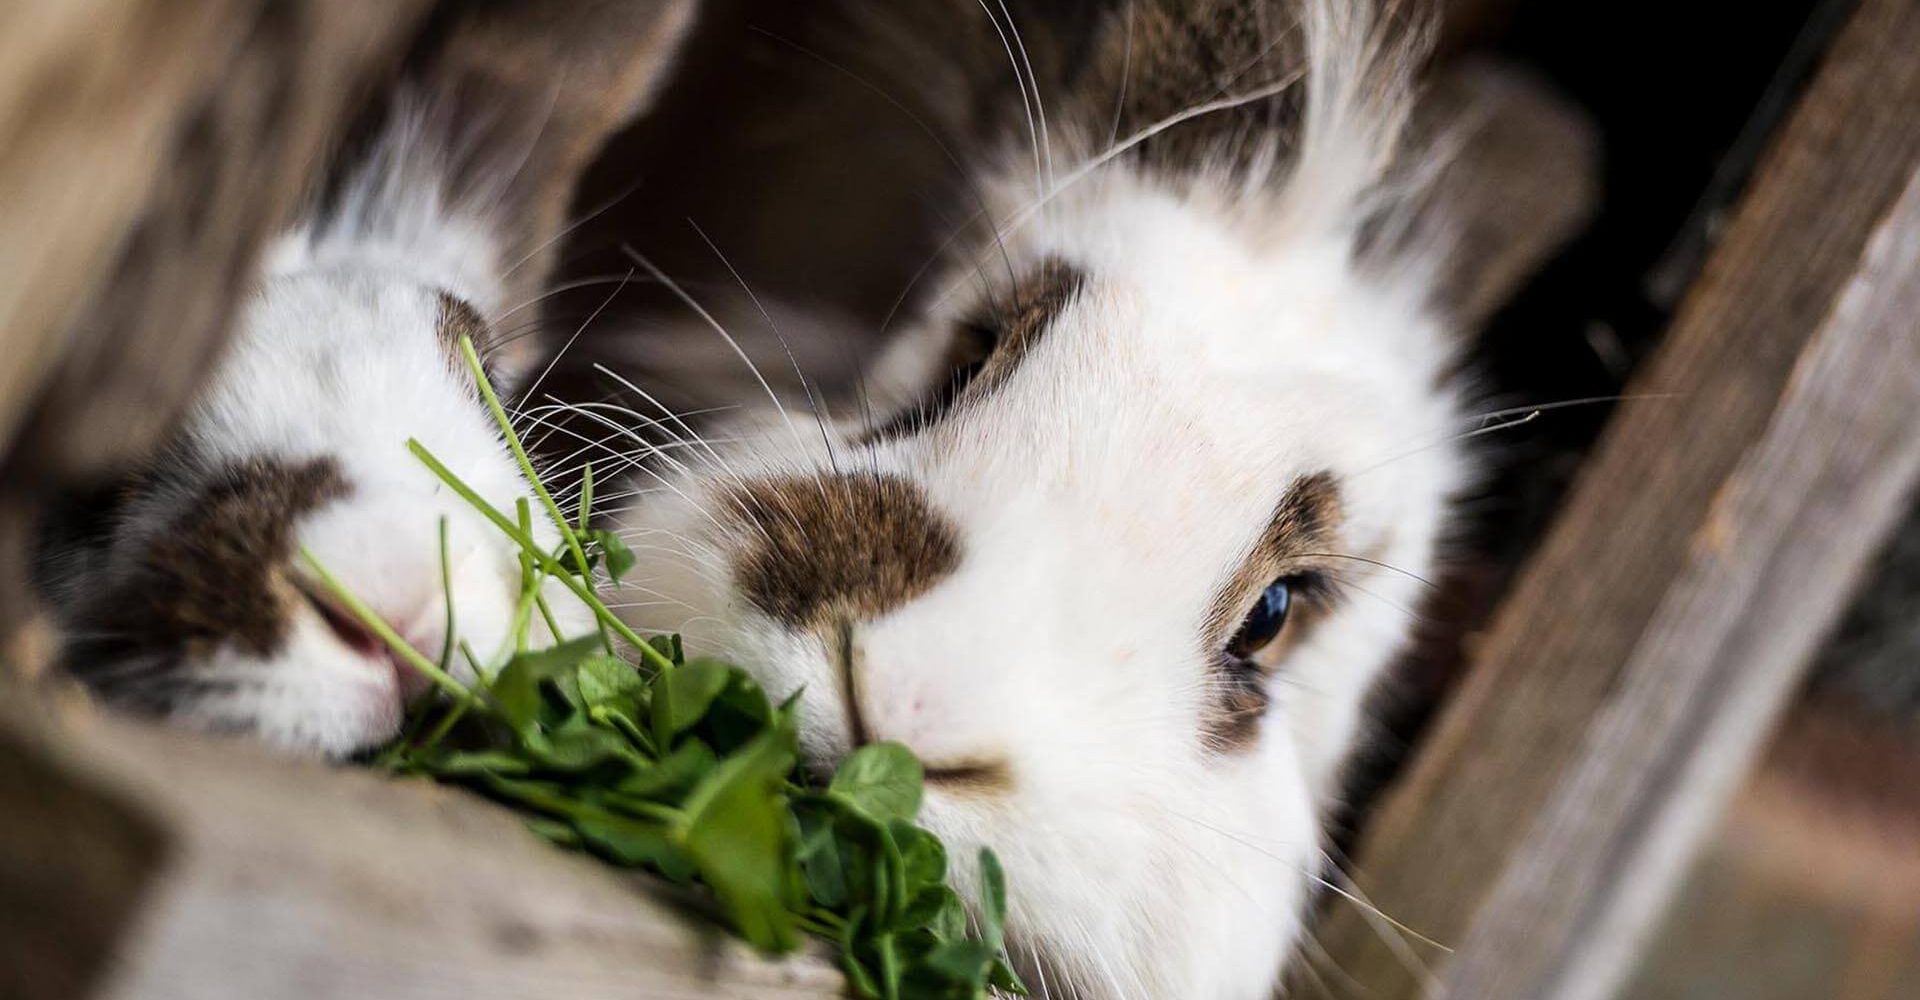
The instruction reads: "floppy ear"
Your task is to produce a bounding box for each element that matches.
[1389,60,1600,332]
[407,0,698,322]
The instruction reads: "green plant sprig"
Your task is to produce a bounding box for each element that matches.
[310,337,1026,999]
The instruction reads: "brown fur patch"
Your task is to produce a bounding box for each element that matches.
[725,473,961,629]
[434,291,491,378]
[60,458,349,700]
[1077,0,1310,173]
[863,258,1085,444]
[1201,471,1344,751]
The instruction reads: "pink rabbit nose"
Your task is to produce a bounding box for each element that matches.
[842,628,1013,791]
[299,577,446,705]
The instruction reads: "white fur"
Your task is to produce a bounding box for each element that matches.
[161,267,583,754]
[83,101,587,756]
[608,4,1463,996]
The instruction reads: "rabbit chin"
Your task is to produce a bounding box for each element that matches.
[921,726,1318,999]
[170,613,418,755]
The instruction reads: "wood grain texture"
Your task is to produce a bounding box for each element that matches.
[1,1,430,483]
[1621,704,1920,1000]
[1304,0,1920,996]
[0,0,257,454]
[0,689,843,1000]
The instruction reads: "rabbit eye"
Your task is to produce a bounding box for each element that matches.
[1227,576,1299,658]
[948,319,1000,384]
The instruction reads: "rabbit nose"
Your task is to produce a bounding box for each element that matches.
[294,572,445,698]
[839,623,1012,791]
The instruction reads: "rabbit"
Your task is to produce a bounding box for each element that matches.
[590,1,1591,996]
[31,0,695,756]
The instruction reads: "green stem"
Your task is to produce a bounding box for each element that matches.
[408,439,674,674]
[297,548,476,706]
[435,516,456,672]
[514,500,536,654]
[578,461,595,532]
[419,698,471,752]
[877,933,901,1000]
[459,640,489,683]
[534,591,563,642]
[456,335,592,583]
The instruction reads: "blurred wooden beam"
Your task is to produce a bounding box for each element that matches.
[1619,702,1920,1000]
[0,690,844,1000]
[1306,0,1920,997]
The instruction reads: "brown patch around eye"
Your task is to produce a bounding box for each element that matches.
[861,257,1086,444]
[62,458,351,693]
[1200,472,1344,752]
[724,473,961,630]
[434,291,492,382]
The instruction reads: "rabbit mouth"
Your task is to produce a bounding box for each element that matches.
[290,571,385,658]
[286,569,437,704]
[921,758,1012,792]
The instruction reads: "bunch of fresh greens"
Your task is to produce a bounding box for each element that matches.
[299,336,1024,1000]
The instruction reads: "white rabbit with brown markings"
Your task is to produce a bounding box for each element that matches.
[599,1,1589,996]
[33,0,694,755]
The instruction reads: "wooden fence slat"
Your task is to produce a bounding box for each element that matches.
[0,690,844,1000]
[1304,0,1920,996]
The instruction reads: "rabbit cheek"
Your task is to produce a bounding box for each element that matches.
[55,458,363,730]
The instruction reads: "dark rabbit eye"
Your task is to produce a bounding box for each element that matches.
[1228,577,1297,658]
[947,320,999,387]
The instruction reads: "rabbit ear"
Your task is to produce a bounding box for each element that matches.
[404,0,697,314]
[1374,61,1599,332]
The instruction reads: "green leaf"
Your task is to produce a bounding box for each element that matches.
[899,885,964,938]
[523,817,583,848]
[424,749,533,776]
[577,653,646,709]
[520,716,639,771]
[839,908,883,999]
[977,848,1008,951]
[557,528,637,583]
[796,803,849,908]
[588,703,658,756]
[697,666,777,753]
[593,529,636,582]
[679,728,799,952]
[612,740,716,801]
[891,821,947,891]
[491,635,604,732]
[988,956,1029,995]
[830,742,924,824]
[646,633,684,667]
[651,658,732,747]
[920,940,995,989]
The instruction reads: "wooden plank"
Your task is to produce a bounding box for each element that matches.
[1304,0,1920,996]
[1620,703,1920,1000]
[0,1,431,481]
[0,0,262,453]
[0,689,843,1000]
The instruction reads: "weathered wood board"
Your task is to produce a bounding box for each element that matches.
[0,688,844,1000]
[1305,0,1920,996]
